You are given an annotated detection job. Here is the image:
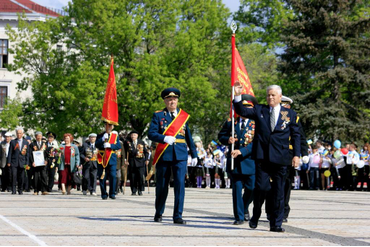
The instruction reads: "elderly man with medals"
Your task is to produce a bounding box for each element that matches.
[148,87,197,224]
[218,94,258,225]
[30,131,48,195]
[80,133,99,196]
[233,82,301,233]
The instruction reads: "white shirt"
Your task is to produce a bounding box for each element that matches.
[269,104,281,129]
[168,109,177,118]
[308,152,321,169]
[5,142,10,157]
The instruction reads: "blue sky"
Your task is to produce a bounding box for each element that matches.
[32,0,241,13]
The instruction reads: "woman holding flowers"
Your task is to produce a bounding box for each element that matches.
[59,133,80,195]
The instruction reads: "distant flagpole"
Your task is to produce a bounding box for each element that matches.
[230,21,237,171]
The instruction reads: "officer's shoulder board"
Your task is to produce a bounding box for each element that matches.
[155,110,163,113]
[296,116,300,123]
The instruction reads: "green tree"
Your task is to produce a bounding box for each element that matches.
[233,0,293,48]
[279,0,370,142]
[7,0,232,140]
[0,95,23,130]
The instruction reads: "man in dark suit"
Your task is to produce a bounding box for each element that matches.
[1,132,12,192]
[125,130,149,196]
[80,133,99,196]
[7,127,30,195]
[148,87,197,224]
[29,131,48,195]
[218,94,258,225]
[233,82,301,232]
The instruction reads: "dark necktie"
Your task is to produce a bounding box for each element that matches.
[241,120,246,131]
[170,112,175,119]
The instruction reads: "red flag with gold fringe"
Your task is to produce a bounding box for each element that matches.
[101,57,119,126]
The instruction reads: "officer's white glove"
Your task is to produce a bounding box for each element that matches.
[192,158,198,166]
[104,142,111,149]
[102,133,109,141]
[302,156,309,164]
[164,136,176,145]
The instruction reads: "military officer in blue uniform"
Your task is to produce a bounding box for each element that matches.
[233,82,301,232]
[148,87,197,224]
[219,94,258,225]
[96,122,121,200]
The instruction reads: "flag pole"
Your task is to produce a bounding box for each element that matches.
[230,21,237,171]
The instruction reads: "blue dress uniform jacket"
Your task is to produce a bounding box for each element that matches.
[148,107,197,221]
[233,102,301,165]
[218,117,255,175]
[95,133,121,165]
[148,108,197,161]
[95,132,121,199]
[218,117,256,221]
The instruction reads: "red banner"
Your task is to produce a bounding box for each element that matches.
[231,34,254,96]
[101,57,119,126]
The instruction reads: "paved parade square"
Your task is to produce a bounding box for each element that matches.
[0,188,369,246]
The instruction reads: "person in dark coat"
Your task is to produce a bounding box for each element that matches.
[233,82,301,232]
[218,94,258,225]
[125,130,149,196]
[29,131,48,195]
[7,127,30,195]
[80,133,99,196]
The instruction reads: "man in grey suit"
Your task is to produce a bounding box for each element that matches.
[7,128,30,195]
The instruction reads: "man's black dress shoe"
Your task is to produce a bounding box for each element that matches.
[283,218,288,223]
[18,191,23,195]
[154,215,162,222]
[233,220,244,225]
[173,218,186,224]
[138,191,142,196]
[249,221,257,229]
[109,195,116,199]
[131,192,136,196]
[11,192,16,195]
[270,226,285,232]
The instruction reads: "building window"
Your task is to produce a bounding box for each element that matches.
[0,40,8,68]
[0,86,7,108]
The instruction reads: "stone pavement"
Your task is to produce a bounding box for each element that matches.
[0,187,369,246]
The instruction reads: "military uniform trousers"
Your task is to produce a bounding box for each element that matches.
[82,162,97,193]
[97,163,116,199]
[155,160,186,220]
[34,166,48,193]
[231,173,255,221]
[251,162,287,228]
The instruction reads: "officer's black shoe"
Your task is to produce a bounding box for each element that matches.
[131,192,136,196]
[270,226,285,232]
[19,191,23,195]
[109,195,116,199]
[138,191,143,196]
[173,218,186,224]
[244,213,250,221]
[233,220,244,225]
[249,221,257,229]
[11,191,16,195]
[154,215,162,222]
[283,218,288,223]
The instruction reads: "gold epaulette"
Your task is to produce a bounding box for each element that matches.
[296,116,300,123]
[155,110,163,113]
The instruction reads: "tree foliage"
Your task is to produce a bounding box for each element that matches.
[7,0,233,140]
[279,0,370,143]
[0,95,23,130]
